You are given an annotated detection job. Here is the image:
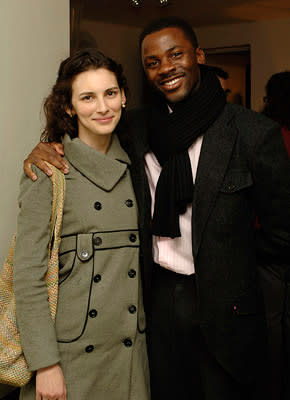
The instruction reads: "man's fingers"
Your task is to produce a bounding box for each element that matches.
[49,142,65,156]
[39,143,69,173]
[23,159,38,181]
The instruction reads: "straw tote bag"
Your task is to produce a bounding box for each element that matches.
[0,163,65,387]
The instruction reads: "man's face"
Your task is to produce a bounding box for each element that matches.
[141,27,202,103]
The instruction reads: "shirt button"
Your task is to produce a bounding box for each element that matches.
[94,201,102,211]
[125,199,133,208]
[94,274,102,283]
[123,338,132,347]
[128,269,136,278]
[85,345,94,353]
[129,233,137,243]
[93,236,102,246]
[80,250,89,259]
[128,305,137,314]
[89,309,98,318]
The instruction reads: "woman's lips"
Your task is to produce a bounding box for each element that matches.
[93,116,114,124]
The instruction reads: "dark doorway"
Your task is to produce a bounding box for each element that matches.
[204,45,251,109]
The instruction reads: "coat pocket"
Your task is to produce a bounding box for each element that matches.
[56,234,94,342]
[219,171,253,194]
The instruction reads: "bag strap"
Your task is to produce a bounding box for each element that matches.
[46,162,66,257]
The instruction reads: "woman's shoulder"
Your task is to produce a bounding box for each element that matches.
[18,165,53,204]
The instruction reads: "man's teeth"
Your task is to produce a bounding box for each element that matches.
[163,77,182,86]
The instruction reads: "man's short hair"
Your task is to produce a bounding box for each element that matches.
[139,16,199,49]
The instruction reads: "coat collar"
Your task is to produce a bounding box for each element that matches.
[63,134,131,191]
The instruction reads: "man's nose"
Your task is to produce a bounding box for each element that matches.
[158,58,175,76]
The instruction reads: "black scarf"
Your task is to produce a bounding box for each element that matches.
[149,65,226,238]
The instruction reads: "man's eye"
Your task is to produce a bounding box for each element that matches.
[146,60,158,68]
[172,52,182,58]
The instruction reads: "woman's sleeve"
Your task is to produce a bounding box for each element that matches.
[14,166,60,371]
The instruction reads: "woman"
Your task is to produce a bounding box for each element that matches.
[14,49,150,400]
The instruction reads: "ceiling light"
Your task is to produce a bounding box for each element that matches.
[131,0,142,7]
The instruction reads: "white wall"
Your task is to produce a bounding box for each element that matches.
[80,20,143,109]
[196,18,290,111]
[0,0,70,265]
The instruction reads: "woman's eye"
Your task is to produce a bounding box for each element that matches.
[82,95,92,101]
[107,90,117,97]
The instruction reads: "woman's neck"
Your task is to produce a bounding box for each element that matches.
[78,131,112,154]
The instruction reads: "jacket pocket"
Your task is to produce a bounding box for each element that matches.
[56,234,94,342]
[220,171,253,194]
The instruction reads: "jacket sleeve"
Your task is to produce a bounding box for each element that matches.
[14,166,60,371]
[251,121,290,265]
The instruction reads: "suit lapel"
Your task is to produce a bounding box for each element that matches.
[192,105,238,257]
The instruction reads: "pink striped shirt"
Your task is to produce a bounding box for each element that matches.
[144,136,203,275]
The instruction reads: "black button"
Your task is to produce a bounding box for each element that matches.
[129,234,137,243]
[94,274,102,283]
[94,201,102,210]
[125,199,133,208]
[128,305,137,314]
[85,345,94,353]
[123,338,132,347]
[128,269,136,278]
[89,309,98,318]
[93,236,102,246]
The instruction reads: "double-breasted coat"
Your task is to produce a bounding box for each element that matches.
[126,103,290,385]
[14,134,150,400]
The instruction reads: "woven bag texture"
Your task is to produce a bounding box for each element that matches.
[0,164,65,387]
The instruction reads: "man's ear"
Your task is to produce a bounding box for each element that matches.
[196,47,206,64]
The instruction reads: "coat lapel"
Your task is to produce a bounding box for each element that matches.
[63,134,130,191]
[192,105,238,257]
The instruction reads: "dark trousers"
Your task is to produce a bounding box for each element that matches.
[147,264,254,400]
[257,264,290,400]
[0,388,19,400]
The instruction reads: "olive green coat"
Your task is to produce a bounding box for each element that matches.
[14,134,150,400]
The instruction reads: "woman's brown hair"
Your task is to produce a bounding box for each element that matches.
[41,48,128,142]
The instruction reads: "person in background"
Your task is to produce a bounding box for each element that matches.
[263,71,290,156]
[257,70,290,400]
[205,65,230,95]
[23,17,290,400]
[13,49,150,400]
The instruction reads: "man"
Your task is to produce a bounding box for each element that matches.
[24,17,290,400]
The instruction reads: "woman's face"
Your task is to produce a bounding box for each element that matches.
[70,68,125,145]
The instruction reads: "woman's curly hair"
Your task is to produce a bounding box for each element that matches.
[41,48,128,142]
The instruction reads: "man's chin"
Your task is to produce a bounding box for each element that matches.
[163,89,187,104]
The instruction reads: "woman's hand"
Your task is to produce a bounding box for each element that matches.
[24,142,69,181]
[36,363,67,400]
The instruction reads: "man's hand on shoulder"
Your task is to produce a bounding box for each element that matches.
[24,142,69,181]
